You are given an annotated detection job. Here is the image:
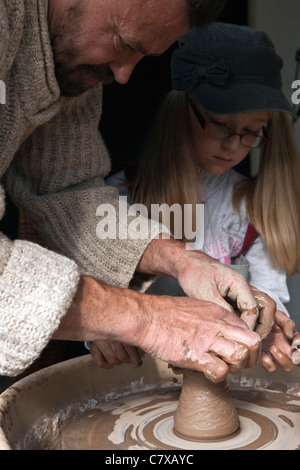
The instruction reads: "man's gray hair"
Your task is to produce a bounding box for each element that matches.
[186,0,226,27]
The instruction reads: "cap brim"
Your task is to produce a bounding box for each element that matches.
[192,82,295,117]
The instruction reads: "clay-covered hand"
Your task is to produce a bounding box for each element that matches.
[206,285,276,339]
[137,238,259,324]
[138,295,261,383]
[248,287,276,339]
[138,238,277,342]
[90,340,144,369]
[55,277,261,384]
[175,251,259,323]
[261,310,297,372]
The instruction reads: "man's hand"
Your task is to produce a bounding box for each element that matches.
[138,294,261,382]
[54,277,262,383]
[88,287,276,373]
[138,237,258,311]
[137,237,276,337]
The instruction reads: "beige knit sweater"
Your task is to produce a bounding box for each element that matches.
[0,0,161,376]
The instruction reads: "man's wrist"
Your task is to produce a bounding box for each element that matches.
[53,276,149,345]
[136,235,188,279]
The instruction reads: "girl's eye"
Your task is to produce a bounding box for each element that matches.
[209,116,226,126]
[244,128,260,135]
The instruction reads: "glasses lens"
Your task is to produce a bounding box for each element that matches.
[204,121,268,149]
[241,134,265,148]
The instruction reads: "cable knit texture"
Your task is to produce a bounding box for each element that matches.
[0,239,80,376]
[0,1,163,375]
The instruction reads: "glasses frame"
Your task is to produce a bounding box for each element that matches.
[188,97,269,149]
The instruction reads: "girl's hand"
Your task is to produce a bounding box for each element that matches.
[90,340,144,369]
[261,310,297,372]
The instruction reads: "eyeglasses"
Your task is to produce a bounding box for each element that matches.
[188,98,269,149]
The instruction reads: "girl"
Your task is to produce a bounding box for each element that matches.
[104,23,300,372]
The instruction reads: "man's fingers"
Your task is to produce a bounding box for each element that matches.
[210,336,249,368]
[220,326,261,369]
[240,307,259,331]
[189,285,236,313]
[196,354,229,383]
[207,324,262,375]
[215,296,236,313]
[223,277,257,313]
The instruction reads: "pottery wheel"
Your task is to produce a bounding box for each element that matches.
[58,387,300,450]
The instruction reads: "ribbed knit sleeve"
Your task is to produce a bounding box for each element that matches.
[0,239,80,376]
[0,184,80,377]
[4,86,163,291]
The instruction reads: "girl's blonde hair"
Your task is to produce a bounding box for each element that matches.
[133,90,300,275]
[233,112,300,275]
[133,91,199,239]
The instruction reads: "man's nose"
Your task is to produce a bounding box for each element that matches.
[109,58,142,84]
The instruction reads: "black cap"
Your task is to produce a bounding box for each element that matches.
[171,22,294,115]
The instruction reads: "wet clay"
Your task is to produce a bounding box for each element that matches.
[5,356,299,450]
[48,386,300,450]
[173,371,240,441]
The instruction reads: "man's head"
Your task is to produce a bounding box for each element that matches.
[48,0,225,96]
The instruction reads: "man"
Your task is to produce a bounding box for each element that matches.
[0,0,273,383]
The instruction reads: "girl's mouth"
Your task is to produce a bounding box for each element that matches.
[213,156,234,164]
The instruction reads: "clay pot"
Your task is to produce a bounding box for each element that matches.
[174,370,240,441]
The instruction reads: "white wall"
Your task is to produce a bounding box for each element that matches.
[248,0,300,328]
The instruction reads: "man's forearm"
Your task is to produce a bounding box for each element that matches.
[53,276,148,344]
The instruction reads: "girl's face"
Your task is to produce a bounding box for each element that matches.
[188,101,269,175]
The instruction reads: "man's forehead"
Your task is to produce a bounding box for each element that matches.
[116,0,188,30]
[117,0,189,56]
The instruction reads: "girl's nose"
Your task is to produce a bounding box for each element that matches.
[221,133,241,151]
